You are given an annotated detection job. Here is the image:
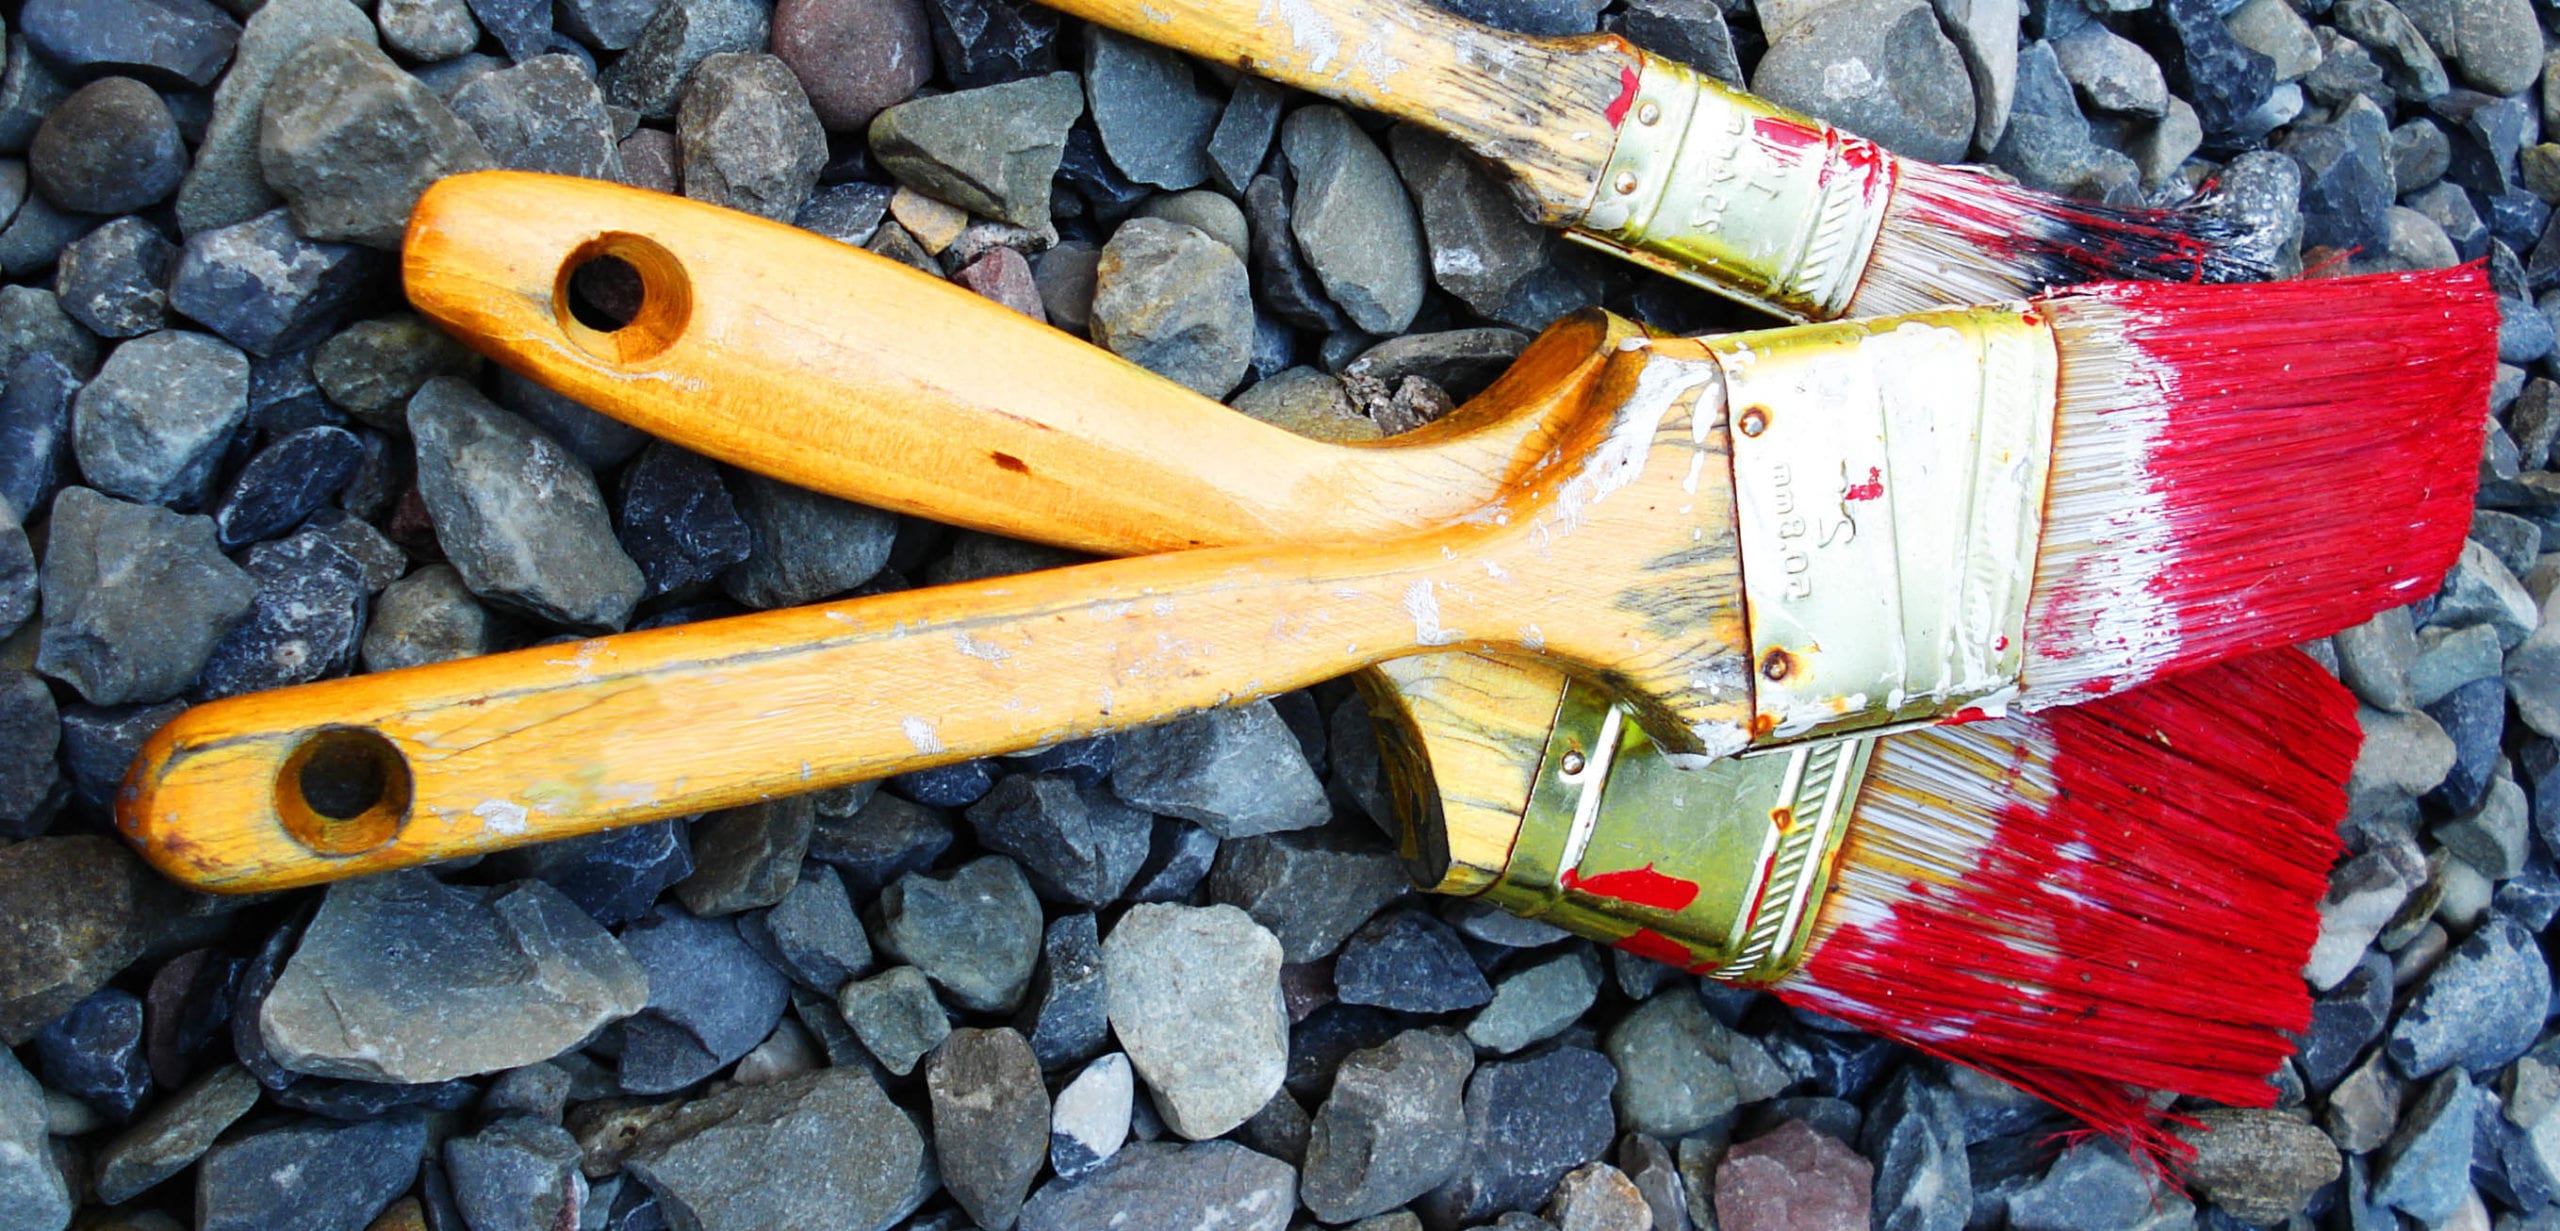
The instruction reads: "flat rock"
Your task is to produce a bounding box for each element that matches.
[739,861,871,991]
[1468,948,1604,1056]
[868,72,1081,229]
[1090,215,1254,398]
[259,871,647,1083]
[0,353,77,522]
[2049,22,2167,116]
[679,52,826,222]
[197,1112,428,1231]
[1084,28,1217,190]
[409,376,644,632]
[1016,911,1109,1071]
[166,208,375,356]
[36,488,255,706]
[23,0,240,88]
[450,53,624,179]
[93,1062,260,1203]
[0,670,56,830]
[1751,0,1974,163]
[1052,1052,1133,1180]
[875,855,1045,1013]
[1104,902,1288,1140]
[2005,1138,2190,1231]
[0,1046,67,1230]
[2305,841,2428,988]
[1019,1140,1296,1231]
[1301,1029,1474,1223]
[212,424,366,551]
[1207,827,1409,962]
[313,314,482,432]
[1280,105,1425,335]
[810,788,953,897]
[929,1027,1051,1230]
[257,37,494,248]
[1416,1046,1619,1227]
[2388,912,2549,1076]
[2337,606,2419,710]
[1604,990,1753,1138]
[72,330,250,508]
[1110,702,1329,838]
[623,1069,931,1231]
[2397,0,2539,95]
[2373,1068,2478,1222]
[615,903,791,1095]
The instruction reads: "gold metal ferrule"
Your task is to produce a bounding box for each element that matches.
[1713,304,2059,744]
[1483,680,1873,985]
[1565,53,1898,322]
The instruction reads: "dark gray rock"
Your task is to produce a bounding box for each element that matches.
[2283,96,2396,254]
[0,194,101,279]
[1089,214,1254,397]
[2372,1068,2478,1222]
[30,78,186,215]
[379,0,482,61]
[55,215,175,338]
[676,797,814,917]
[1604,990,1758,1139]
[2176,1109,2339,1225]
[1019,1140,1296,1231]
[1084,29,1217,191]
[968,773,1152,906]
[22,0,241,88]
[1416,1046,1620,1228]
[212,424,366,550]
[72,329,249,507]
[2003,1138,2188,1231]
[2398,0,2538,94]
[1001,733,1116,787]
[34,986,149,1123]
[1051,1051,1132,1180]
[0,353,78,522]
[193,528,368,698]
[360,563,498,672]
[1207,828,1409,963]
[623,1069,932,1231]
[312,314,482,432]
[36,488,255,706]
[678,53,827,222]
[1017,911,1109,1071]
[55,699,185,814]
[1989,39,2133,197]
[2421,675,2513,816]
[0,41,71,156]
[921,0,1057,88]
[2388,912,2549,1076]
[0,284,97,379]
[774,0,934,132]
[868,72,1082,229]
[485,818,693,929]
[718,469,897,608]
[2050,22,2167,116]
[1615,0,1742,84]
[837,964,950,1075]
[92,1062,261,1203]
[929,1027,1051,1230]
[446,1116,586,1231]
[794,181,894,245]
[260,871,647,1083]
[167,208,375,356]
[888,758,997,809]
[1241,170,1345,332]
[1752,0,1973,163]
[1205,77,1281,196]
[0,836,178,1046]
[1104,902,1287,1140]
[1280,106,1425,336]
[494,369,648,471]
[809,788,953,897]
[1302,1029,1473,1223]
[1861,1067,1970,1231]
[450,53,624,180]
[1110,702,1329,838]
[0,670,56,831]
[600,0,773,121]
[615,903,791,1095]
[409,376,645,631]
[739,861,871,991]
[257,37,495,248]
[197,1112,429,1231]
[1465,948,1602,1056]
[2297,950,2393,1089]
[2162,0,2278,140]
[1385,127,1550,323]
[175,0,379,235]
[559,0,663,49]
[480,1061,571,1121]
[1335,910,1491,1014]
[463,0,551,61]
[875,854,1044,1013]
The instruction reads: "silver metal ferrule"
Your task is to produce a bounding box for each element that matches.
[1711,305,2061,744]
[1565,52,1898,323]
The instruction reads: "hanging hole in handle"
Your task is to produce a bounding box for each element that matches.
[555,232,692,365]
[276,726,413,855]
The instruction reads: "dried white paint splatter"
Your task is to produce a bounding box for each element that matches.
[954,631,1010,663]
[1404,579,1460,647]
[901,717,944,754]
[472,799,530,836]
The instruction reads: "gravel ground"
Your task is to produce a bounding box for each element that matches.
[0,0,2549,1227]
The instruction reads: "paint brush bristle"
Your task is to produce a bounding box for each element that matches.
[1850,161,2281,318]
[1773,646,2356,1159]
[2016,263,2497,708]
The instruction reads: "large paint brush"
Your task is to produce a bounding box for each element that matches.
[945,0,2271,320]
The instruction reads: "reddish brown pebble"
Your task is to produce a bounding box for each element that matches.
[1713,1120,1872,1231]
[954,248,1046,323]
[772,0,935,132]
[1546,1160,1652,1231]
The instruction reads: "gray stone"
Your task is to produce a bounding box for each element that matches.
[2434,540,2539,648]
[1033,239,1100,335]
[2389,913,2550,1076]
[868,72,1082,229]
[1020,1140,1296,1231]
[809,788,953,897]
[1230,366,1376,441]
[90,1062,256,1203]
[446,1117,585,1231]
[193,528,370,699]
[837,965,950,1076]
[0,1045,68,1231]
[165,208,374,357]
[71,330,248,508]
[1616,0,1742,84]
[1207,827,1409,963]
[624,1069,932,1231]
[1417,1046,1620,1227]
[717,469,897,609]
[1110,702,1329,838]
[1206,77,1282,195]
[197,1112,428,1231]
[55,216,176,339]
[257,37,495,249]
[615,903,791,1095]
[1468,948,1604,1056]
[0,669,55,830]
[2051,23,2168,116]
[177,0,378,235]
[320,314,488,431]
[740,861,871,991]
[259,871,647,1083]
[409,376,645,632]
[732,1017,821,1084]
[2225,0,2321,80]
[2396,0,2539,95]
[2005,1138,2189,1231]
[2337,605,2419,711]
[1104,902,1287,1140]
[379,0,482,61]
[1752,0,1975,163]
[2374,1068,2478,1222]
[2413,622,2502,706]
[678,53,826,222]
[1281,106,1425,335]
[928,1027,1050,1230]
[361,564,497,672]
[560,0,664,49]
[0,286,94,380]
[1017,911,1109,1071]
[1137,190,1249,261]
[1545,1162,1650,1231]
[1051,1052,1133,1181]
[2177,1109,2339,1224]
[1084,28,1218,191]
[1385,126,1550,323]
[1932,0,2019,149]
[1336,910,1492,1014]
[1860,1067,1969,1231]
[2326,1051,2402,1152]
[676,797,815,917]
[1302,1029,1474,1223]
[875,855,1045,1013]
[2305,841,2428,989]
[36,488,254,706]
[481,1061,572,1120]
[2332,0,2450,101]
[2436,776,2528,878]
[968,774,1152,907]
[450,53,625,179]
[495,370,647,471]
[601,0,772,121]
[2348,705,2458,800]
[1989,38,2134,197]
[1604,991,1746,1139]
[30,79,186,216]
[1090,215,1254,398]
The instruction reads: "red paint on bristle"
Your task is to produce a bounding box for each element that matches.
[1884,162,2265,288]
[1779,647,2356,1165]
[2039,265,2496,690]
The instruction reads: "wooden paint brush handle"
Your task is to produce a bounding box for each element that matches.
[404,173,1629,553]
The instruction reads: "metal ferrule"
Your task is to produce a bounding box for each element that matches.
[1711,305,2060,744]
[1564,52,1897,323]
[1483,679,1873,985]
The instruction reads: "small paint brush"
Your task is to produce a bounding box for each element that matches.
[919,0,2272,322]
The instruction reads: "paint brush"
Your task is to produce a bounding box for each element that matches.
[933,0,2271,322]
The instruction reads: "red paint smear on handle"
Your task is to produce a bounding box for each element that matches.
[1611,927,1710,973]
[1562,863,1703,911]
[1752,115,1823,150]
[1843,467,1884,502]
[1605,67,1639,128]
